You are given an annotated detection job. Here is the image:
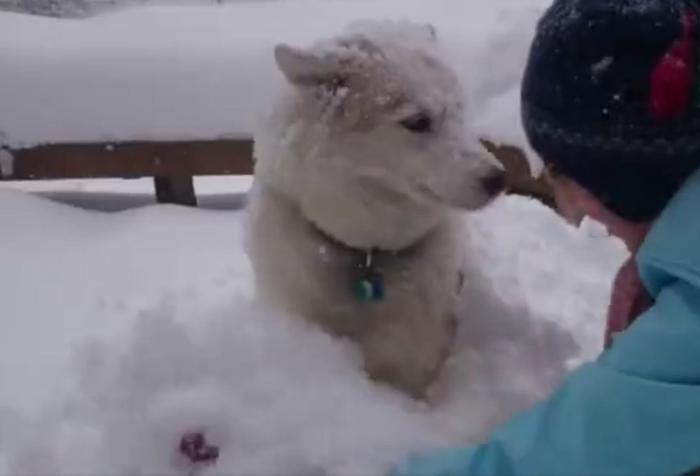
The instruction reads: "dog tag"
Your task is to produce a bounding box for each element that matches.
[354,251,385,302]
[355,274,384,302]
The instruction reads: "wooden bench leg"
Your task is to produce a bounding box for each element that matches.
[154,176,197,206]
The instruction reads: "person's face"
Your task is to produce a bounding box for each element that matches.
[547,169,651,253]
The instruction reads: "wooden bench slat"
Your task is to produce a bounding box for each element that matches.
[2,139,254,180]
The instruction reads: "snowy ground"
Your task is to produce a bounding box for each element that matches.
[0,179,626,475]
[0,177,253,211]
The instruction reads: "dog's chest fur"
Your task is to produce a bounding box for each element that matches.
[247,185,464,339]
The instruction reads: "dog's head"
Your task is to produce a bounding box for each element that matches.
[256,22,504,249]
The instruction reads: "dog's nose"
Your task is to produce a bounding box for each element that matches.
[481,170,506,196]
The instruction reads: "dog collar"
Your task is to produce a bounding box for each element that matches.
[308,222,402,304]
[308,218,432,304]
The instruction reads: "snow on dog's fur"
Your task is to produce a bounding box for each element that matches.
[247,21,504,398]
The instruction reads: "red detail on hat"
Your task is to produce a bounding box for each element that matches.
[650,10,696,120]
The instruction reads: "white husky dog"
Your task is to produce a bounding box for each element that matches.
[247,22,504,398]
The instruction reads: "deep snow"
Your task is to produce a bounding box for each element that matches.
[0,186,625,475]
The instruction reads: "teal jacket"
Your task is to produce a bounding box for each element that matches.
[394,169,700,476]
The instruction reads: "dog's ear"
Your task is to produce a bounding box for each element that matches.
[275,44,336,86]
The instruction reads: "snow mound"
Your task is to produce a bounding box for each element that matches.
[0,189,625,475]
[3,298,451,475]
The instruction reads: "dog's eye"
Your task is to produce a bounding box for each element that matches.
[399,113,432,133]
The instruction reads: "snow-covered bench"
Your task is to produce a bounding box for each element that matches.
[0,0,553,205]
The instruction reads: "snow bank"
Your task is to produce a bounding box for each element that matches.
[0,176,252,211]
[0,0,548,168]
[0,188,625,475]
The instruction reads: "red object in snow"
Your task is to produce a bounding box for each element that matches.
[179,431,220,466]
[650,11,696,120]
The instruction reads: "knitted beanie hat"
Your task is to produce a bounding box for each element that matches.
[522,0,700,222]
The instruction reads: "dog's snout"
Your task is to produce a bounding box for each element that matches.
[481,170,506,196]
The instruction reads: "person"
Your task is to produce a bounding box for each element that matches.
[392,0,700,474]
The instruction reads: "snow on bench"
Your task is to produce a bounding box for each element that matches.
[0,0,550,203]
